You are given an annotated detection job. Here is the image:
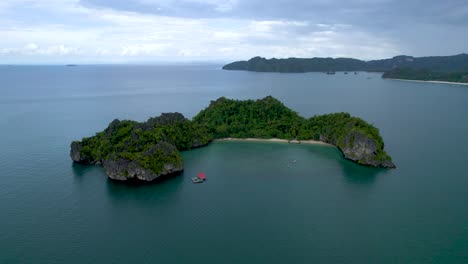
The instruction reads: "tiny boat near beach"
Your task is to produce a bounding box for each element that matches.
[192,172,207,184]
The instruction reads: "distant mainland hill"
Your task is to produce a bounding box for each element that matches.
[223,54,468,84]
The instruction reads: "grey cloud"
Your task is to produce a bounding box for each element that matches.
[79,0,468,26]
[78,0,468,57]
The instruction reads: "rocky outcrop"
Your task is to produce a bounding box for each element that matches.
[70,141,100,164]
[70,141,83,162]
[69,112,210,183]
[331,131,395,168]
[103,142,183,181]
[102,157,183,182]
[102,141,184,182]
[71,139,183,182]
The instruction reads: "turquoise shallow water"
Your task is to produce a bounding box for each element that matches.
[0,65,467,263]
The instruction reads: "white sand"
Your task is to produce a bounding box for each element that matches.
[385,78,468,86]
[215,138,333,146]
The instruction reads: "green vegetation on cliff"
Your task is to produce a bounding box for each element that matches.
[223,56,367,73]
[193,96,303,139]
[72,113,212,175]
[223,54,468,73]
[194,97,392,165]
[71,96,395,182]
[299,113,391,163]
[382,68,468,83]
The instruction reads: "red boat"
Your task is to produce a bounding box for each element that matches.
[192,172,207,183]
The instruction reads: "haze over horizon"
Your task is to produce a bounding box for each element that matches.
[1,0,467,64]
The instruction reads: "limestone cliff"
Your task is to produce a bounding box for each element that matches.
[70,141,99,165]
[102,142,183,181]
[69,113,203,182]
[321,131,396,168]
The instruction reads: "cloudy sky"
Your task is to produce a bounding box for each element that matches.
[0,0,467,63]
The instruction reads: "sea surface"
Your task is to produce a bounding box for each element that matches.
[0,65,467,263]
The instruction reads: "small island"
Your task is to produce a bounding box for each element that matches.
[71,96,395,182]
[223,54,468,84]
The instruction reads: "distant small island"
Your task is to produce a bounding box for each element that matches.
[223,54,468,84]
[71,96,395,182]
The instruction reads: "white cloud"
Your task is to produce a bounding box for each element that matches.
[138,0,238,12]
[212,0,238,12]
[121,44,168,56]
[43,45,79,55]
[25,43,39,51]
[95,48,111,56]
[0,43,79,56]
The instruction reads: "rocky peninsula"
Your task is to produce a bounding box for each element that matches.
[71,96,395,182]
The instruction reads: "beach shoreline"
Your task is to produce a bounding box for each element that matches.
[384,78,468,86]
[214,137,333,146]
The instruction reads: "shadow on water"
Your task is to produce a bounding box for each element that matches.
[71,142,388,201]
[72,161,185,203]
[71,162,104,179]
[104,170,185,203]
[304,145,387,186]
[106,170,184,187]
[338,158,387,185]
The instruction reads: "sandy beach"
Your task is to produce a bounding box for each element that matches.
[385,78,468,86]
[215,137,333,146]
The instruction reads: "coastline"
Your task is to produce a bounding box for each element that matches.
[384,78,468,86]
[214,137,334,146]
